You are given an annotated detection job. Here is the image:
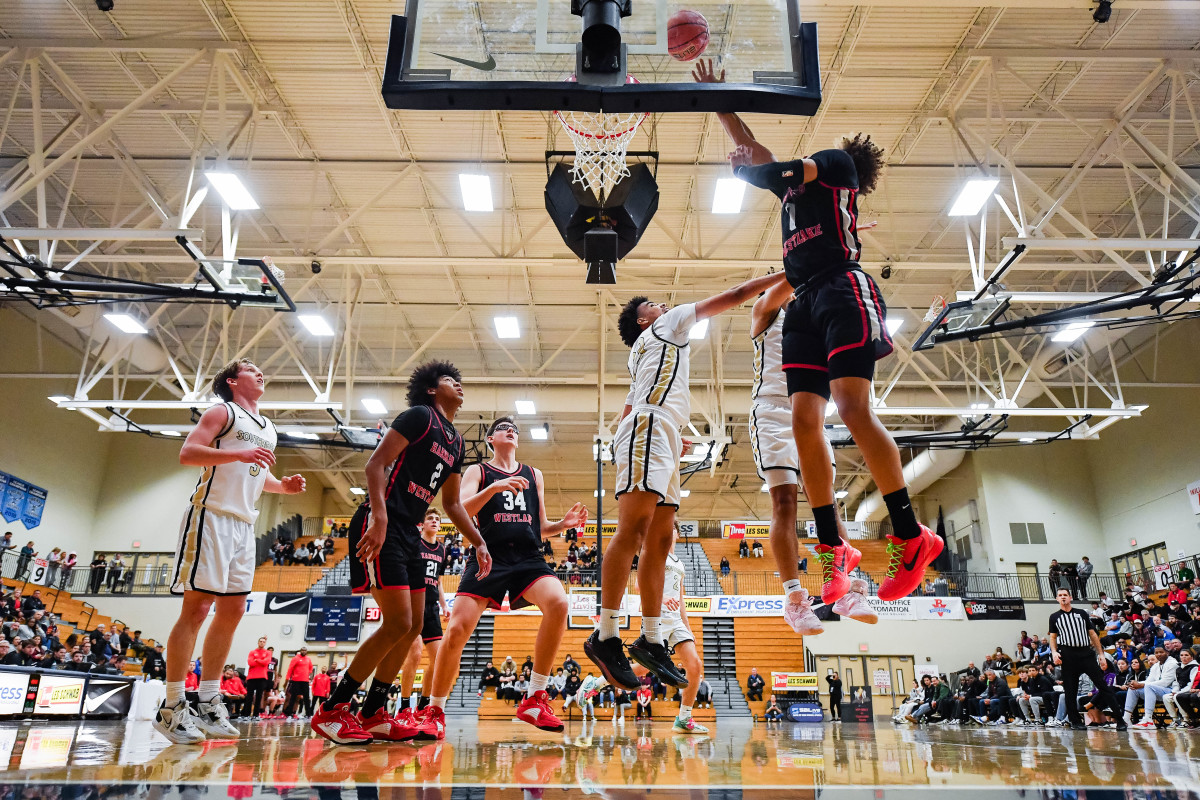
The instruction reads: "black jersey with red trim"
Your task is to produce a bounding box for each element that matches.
[734,149,861,289]
[418,537,447,603]
[475,462,542,556]
[375,405,464,527]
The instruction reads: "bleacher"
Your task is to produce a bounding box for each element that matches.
[1,577,116,635]
[732,617,808,719]
[251,536,349,593]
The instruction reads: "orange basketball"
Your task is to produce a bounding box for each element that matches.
[667,9,709,61]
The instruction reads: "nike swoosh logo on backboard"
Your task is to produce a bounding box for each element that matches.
[431,52,497,71]
[902,544,923,572]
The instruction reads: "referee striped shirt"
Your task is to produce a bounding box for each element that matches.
[1049,608,1093,648]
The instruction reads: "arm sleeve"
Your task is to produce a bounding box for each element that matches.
[390,406,432,441]
[808,149,858,188]
[733,159,806,197]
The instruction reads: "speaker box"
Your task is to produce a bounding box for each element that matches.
[545,162,659,272]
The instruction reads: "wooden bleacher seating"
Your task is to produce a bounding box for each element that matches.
[733,617,807,719]
[251,535,349,592]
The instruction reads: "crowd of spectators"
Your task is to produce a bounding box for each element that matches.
[271,535,335,567]
[895,575,1200,730]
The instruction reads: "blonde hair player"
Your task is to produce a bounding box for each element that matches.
[395,508,450,721]
[155,358,306,745]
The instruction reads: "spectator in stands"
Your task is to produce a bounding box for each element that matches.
[312,667,332,713]
[720,557,731,577]
[88,554,107,594]
[894,680,923,722]
[44,548,61,587]
[1168,582,1189,606]
[15,542,35,579]
[752,541,764,558]
[973,669,1014,725]
[55,549,72,590]
[21,590,44,618]
[0,640,16,666]
[947,673,985,724]
[39,645,68,670]
[186,663,199,691]
[984,648,1013,675]
[15,640,39,667]
[563,654,580,673]
[696,676,713,709]
[826,672,844,721]
[476,661,500,696]
[292,543,311,566]
[1124,646,1178,728]
[763,694,783,722]
[635,683,653,720]
[510,669,529,705]
[1047,559,1063,594]
[282,647,314,718]
[548,668,566,701]
[264,684,285,718]
[105,554,125,593]
[220,666,248,709]
[88,623,106,650]
[738,540,749,558]
[746,667,765,702]
[908,674,948,724]
[1075,556,1093,600]
[272,537,287,566]
[612,687,632,723]
[0,533,11,552]
[498,657,517,700]
[1174,650,1200,727]
[142,643,166,681]
[323,535,335,555]
[1016,666,1048,724]
[246,637,273,718]
[1162,648,1198,727]
[562,669,583,715]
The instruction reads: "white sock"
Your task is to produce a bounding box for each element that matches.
[782,579,803,599]
[529,672,549,696]
[431,696,447,709]
[679,704,693,720]
[599,608,621,640]
[642,616,663,645]
[166,681,186,707]
[198,679,221,703]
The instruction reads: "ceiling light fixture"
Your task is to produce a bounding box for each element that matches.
[835,490,849,499]
[494,316,520,339]
[459,174,494,212]
[349,487,366,496]
[679,489,691,498]
[298,314,335,337]
[948,178,1000,217]
[205,171,259,210]
[825,401,837,418]
[1019,437,1037,443]
[361,397,388,415]
[530,424,549,441]
[689,319,709,340]
[103,313,148,334]
[515,400,536,415]
[712,178,747,214]
[162,430,182,437]
[886,317,903,336]
[1051,321,1095,343]
[47,396,69,404]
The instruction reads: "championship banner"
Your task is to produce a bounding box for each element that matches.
[21,483,47,530]
[963,597,1027,621]
[1,474,28,525]
[721,520,771,539]
[772,672,819,691]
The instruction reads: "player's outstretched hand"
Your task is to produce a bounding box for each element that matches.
[495,476,530,494]
[692,58,725,84]
[357,513,387,563]
[475,544,493,579]
[562,502,588,529]
[238,447,276,468]
[281,475,306,494]
[860,220,879,230]
[729,144,754,171]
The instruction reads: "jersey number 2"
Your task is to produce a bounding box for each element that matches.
[429,462,444,488]
[501,491,527,511]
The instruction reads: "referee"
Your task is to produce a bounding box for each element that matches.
[1048,587,1126,730]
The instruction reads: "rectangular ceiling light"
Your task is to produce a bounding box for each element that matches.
[459,174,494,212]
[594,489,606,497]
[886,317,903,336]
[530,424,549,440]
[205,171,259,211]
[103,313,148,334]
[825,401,837,418]
[948,178,1000,217]
[689,319,709,340]
[285,431,320,440]
[712,178,747,214]
[299,314,335,336]
[679,489,691,498]
[47,396,69,404]
[514,400,536,415]
[1019,437,1037,443]
[494,316,520,339]
[1050,321,1095,343]
[835,490,849,499]
[970,402,990,410]
[349,487,366,495]
[361,397,388,415]
[162,430,182,437]
[761,483,770,493]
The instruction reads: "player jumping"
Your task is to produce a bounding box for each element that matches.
[587,270,789,691]
[311,361,491,745]
[419,416,588,739]
[156,359,306,744]
[696,58,941,606]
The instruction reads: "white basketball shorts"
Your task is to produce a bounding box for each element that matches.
[171,505,256,596]
[614,408,682,508]
[750,397,799,487]
[662,615,695,651]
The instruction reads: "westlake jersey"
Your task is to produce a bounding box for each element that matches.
[189,401,277,524]
[375,405,464,528]
[418,537,447,596]
[476,462,542,556]
[750,310,787,400]
[625,303,696,429]
[735,149,862,290]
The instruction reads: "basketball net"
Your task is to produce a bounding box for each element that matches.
[553,76,647,201]
[924,294,948,323]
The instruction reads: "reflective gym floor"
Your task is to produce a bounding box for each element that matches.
[1,718,1197,798]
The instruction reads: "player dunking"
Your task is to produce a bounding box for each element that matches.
[587,270,789,691]
[696,58,941,606]
[750,281,877,632]
[395,509,450,723]
[419,416,588,739]
[310,361,492,745]
[155,358,306,745]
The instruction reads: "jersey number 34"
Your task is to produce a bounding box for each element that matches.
[501,491,527,511]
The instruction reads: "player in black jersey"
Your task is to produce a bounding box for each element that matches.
[396,509,450,725]
[420,416,588,739]
[695,59,941,610]
[311,361,492,746]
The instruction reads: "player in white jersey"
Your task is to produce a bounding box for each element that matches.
[587,270,789,692]
[155,358,306,745]
[750,284,877,633]
[658,526,707,734]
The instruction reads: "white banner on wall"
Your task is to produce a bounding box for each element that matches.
[862,596,965,621]
[1188,479,1200,515]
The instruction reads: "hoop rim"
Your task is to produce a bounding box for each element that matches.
[552,74,648,140]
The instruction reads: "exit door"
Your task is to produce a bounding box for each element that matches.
[813,654,915,716]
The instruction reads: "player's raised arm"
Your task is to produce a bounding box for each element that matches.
[695,271,789,322]
[532,467,588,538]
[693,59,776,166]
[751,275,794,336]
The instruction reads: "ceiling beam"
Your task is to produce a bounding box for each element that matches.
[0,38,239,52]
[1,227,201,240]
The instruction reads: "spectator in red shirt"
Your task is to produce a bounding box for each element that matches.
[1167,583,1189,606]
[635,685,653,720]
[282,648,314,718]
[220,667,248,709]
[312,667,332,708]
[246,637,273,718]
[185,662,200,692]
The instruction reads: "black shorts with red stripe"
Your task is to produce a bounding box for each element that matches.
[421,598,444,643]
[782,266,894,399]
[455,545,557,610]
[347,503,427,594]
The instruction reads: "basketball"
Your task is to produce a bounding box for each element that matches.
[667,9,709,61]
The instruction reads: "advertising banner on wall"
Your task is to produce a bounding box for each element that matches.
[82,676,134,717]
[861,597,965,621]
[963,598,1027,621]
[34,675,85,716]
[1188,479,1200,515]
[772,672,819,691]
[264,593,311,616]
[721,521,771,539]
[0,671,29,716]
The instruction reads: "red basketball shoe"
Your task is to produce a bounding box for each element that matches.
[877,526,944,602]
[310,702,373,745]
[358,707,418,742]
[414,705,446,741]
[814,540,861,605]
[516,690,566,732]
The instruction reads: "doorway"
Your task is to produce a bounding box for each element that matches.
[813,654,915,716]
[1112,542,1169,587]
[1015,562,1040,600]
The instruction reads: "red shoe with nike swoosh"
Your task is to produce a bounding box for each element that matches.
[310,702,373,745]
[877,526,944,602]
[414,705,446,741]
[516,690,565,732]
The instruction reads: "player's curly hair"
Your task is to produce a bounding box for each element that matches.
[840,133,886,195]
[617,296,650,348]
[406,360,461,408]
[212,358,256,402]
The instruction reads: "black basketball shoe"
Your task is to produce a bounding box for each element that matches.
[584,631,641,691]
[627,635,687,687]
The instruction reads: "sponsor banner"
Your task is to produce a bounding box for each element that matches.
[0,671,29,716]
[684,597,711,613]
[778,750,824,764]
[265,593,311,616]
[20,727,76,769]
[915,597,964,620]
[677,520,699,538]
[83,677,134,717]
[784,704,825,725]
[863,597,915,620]
[35,675,85,716]
[1189,479,1200,515]
[963,597,1027,621]
[324,516,353,533]
[915,665,940,680]
[713,595,785,616]
[721,521,771,539]
[580,521,618,538]
[772,672,819,691]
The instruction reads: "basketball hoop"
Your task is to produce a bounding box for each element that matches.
[553,75,648,201]
[924,294,948,323]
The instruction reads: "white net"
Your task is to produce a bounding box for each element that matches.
[553,108,647,200]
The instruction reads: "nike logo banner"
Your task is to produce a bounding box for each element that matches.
[83,679,133,716]
[265,593,311,615]
[431,52,497,71]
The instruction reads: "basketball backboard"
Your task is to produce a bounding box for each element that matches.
[382,0,820,115]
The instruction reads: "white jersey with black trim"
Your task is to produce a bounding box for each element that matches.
[189,402,277,524]
[751,310,787,401]
[625,303,696,429]
[663,552,686,622]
